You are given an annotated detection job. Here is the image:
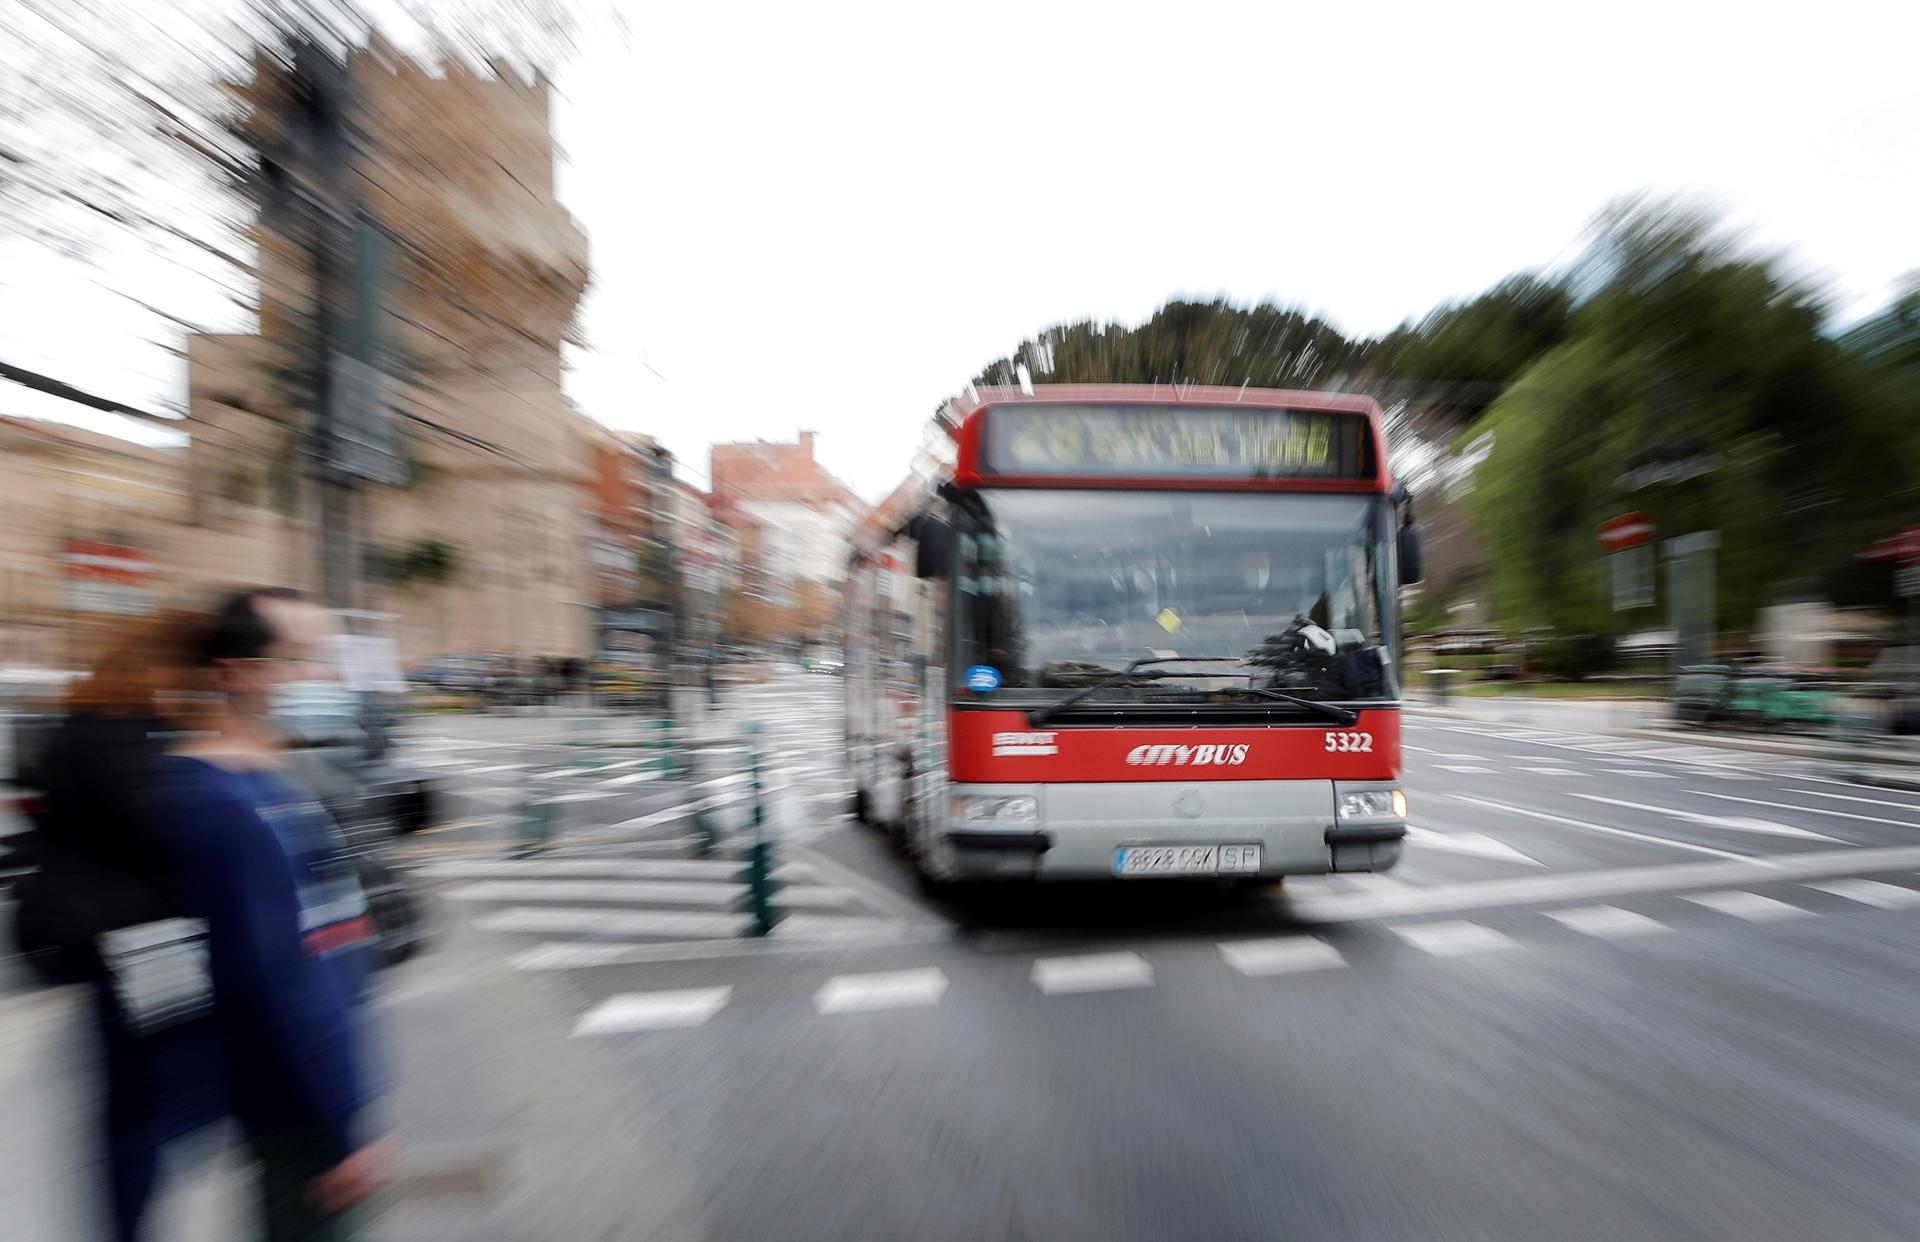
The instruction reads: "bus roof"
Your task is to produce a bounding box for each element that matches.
[946,384,1391,493]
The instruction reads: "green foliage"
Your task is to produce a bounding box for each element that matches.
[1469,199,1917,637]
[1527,632,1616,681]
[971,300,1367,393]
[1370,274,1572,408]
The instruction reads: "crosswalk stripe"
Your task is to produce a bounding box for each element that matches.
[1803,879,1920,909]
[444,879,855,908]
[1391,921,1517,956]
[815,968,949,1014]
[476,906,752,938]
[1546,905,1669,938]
[1683,891,1812,921]
[1031,952,1153,994]
[422,857,814,881]
[1218,937,1346,976]
[574,987,732,1035]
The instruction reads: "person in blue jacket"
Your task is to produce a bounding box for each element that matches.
[68,589,390,1240]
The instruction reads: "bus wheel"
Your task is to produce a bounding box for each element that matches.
[851,786,872,826]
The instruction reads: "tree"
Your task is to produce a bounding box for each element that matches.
[1368,274,1573,416]
[971,299,1368,394]
[1469,199,1907,642]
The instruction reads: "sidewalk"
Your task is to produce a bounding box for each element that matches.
[0,904,713,1240]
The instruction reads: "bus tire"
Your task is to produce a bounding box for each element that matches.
[851,785,872,826]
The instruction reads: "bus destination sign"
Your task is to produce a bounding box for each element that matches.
[981,405,1370,480]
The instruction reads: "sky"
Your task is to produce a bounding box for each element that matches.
[7,0,1920,496]
[552,0,1920,500]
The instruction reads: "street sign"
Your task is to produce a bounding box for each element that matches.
[327,355,406,485]
[1598,512,1656,552]
[1861,525,1920,565]
[62,538,154,615]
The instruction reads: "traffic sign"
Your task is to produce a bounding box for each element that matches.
[1598,512,1655,552]
[1861,525,1920,566]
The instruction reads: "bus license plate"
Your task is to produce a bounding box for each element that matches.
[1114,844,1262,876]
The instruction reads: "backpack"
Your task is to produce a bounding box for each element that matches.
[7,713,183,987]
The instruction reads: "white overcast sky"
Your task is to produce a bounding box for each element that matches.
[7,0,1919,499]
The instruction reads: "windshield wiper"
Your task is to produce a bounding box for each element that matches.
[1151,684,1359,726]
[1026,656,1246,726]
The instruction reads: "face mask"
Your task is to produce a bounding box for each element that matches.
[267,680,361,745]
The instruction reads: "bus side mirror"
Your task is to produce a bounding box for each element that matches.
[913,517,952,579]
[1398,522,1424,586]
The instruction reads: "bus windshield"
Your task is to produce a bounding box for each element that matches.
[954,489,1398,705]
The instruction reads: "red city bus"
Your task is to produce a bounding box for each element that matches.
[844,384,1423,886]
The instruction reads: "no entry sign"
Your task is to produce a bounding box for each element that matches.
[1597,512,1656,553]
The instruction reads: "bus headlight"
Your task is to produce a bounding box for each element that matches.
[953,794,1038,824]
[1337,789,1407,820]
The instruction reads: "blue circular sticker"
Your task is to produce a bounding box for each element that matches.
[965,665,1002,693]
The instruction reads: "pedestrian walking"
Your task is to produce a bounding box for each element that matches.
[21,590,390,1240]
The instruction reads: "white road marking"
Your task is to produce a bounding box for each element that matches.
[1612,769,1677,779]
[509,923,933,970]
[1575,794,1842,843]
[423,857,816,881]
[1405,825,1543,867]
[1788,787,1920,814]
[771,914,914,941]
[462,763,525,775]
[1031,952,1154,994]
[1804,879,1920,909]
[1325,874,1421,895]
[815,968,949,1014]
[1684,891,1813,922]
[1391,921,1517,957]
[1435,753,1487,761]
[1453,794,1756,862]
[444,879,854,908]
[1218,937,1347,976]
[1518,766,1579,776]
[551,789,624,803]
[1546,905,1669,938]
[1289,845,1920,924]
[1683,789,1912,832]
[1435,764,1496,774]
[476,906,752,938]
[574,987,732,1035]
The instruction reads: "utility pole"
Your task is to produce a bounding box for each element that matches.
[286,40,400,610]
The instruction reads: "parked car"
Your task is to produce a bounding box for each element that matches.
[411,654,492,696]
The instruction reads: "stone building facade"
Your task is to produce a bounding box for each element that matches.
[179,45,598,665]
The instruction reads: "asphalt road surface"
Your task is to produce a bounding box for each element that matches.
[395,678,1920,1241]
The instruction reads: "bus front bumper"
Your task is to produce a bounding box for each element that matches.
[942,780,1404,880]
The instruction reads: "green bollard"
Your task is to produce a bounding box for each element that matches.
[568,714,603,770]
[736,838,783,936]
[745,719,765,830]
[515,793,555,858]
[648,715,684,780]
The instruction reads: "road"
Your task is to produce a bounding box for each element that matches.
[373,674,1920,1241]
[10,676,1920,1239]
